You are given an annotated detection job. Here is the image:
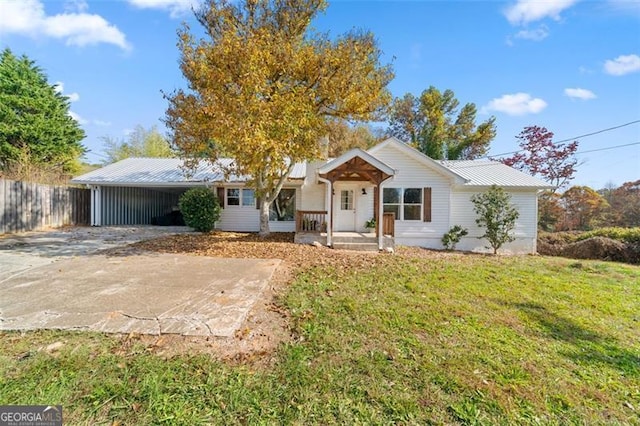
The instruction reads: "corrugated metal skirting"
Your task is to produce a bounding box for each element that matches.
[100,186,181,226]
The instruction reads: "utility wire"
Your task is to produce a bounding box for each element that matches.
[489,119,640,158]
[574,141,640,155]
[554,120,640,145]
[448,141,639,169]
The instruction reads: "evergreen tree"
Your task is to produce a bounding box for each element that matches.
[0,48,86,177]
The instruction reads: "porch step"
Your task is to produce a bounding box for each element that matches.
[332,235,377,244]
[332,242,379,252]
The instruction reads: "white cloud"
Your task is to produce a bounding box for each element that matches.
[564,87,597,100]
[53,81,80,102]
[64,0,88,13]
[0,0,131,51]
[514,25,549,41]
[482,93,547,116]
[607,0,640,15]
[604,54,640,76]
[68,111,88,125]
[93,120,112,127]
[127,0,199,17]
[504,0,578,25]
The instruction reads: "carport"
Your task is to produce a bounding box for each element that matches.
[72,158,229,226]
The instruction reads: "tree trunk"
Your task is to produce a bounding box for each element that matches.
[258,198,271,237]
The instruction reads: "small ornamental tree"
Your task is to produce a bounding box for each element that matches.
[501,126,578,192]
[471,185,520,254]
[179,187,221,232]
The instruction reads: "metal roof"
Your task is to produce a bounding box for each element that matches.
[72,157,307,186]
[439,160,553,189]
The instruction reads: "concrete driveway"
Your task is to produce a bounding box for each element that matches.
[0,227,280,337]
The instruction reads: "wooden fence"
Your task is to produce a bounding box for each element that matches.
[0,178,90,234]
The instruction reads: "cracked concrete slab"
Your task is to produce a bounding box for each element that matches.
[0,253,280,337]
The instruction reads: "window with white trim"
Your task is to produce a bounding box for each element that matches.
[227,188,254,207]
[269,188,295,221]
[227,188,240,206]
[383,188,422,221]
[242,189,255,207]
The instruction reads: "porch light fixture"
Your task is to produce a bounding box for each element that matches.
[361,188,367,195]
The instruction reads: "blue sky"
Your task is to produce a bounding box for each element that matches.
[0,0,638,189]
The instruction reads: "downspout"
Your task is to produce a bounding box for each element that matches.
[377,175,395,250]
[317,176,332,247]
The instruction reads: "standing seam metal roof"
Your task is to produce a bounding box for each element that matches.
[438,160,552,188]
[71,157,307,185]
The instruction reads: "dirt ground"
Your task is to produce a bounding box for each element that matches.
[118,232,403,364]
[3,228,455,364]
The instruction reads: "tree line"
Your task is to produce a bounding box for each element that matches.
[0,0,636,235]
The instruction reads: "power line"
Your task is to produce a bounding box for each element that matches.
[489,119,640,158]
[574,141,640,155]
[447,141,640,170]
[554,120,640,145]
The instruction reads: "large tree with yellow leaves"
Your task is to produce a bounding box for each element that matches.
[165,0,393,235]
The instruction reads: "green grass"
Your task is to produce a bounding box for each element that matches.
[2,254,639,425]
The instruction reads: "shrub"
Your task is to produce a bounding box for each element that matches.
[442,225,468,250]
[577,227,640,245]
[178,187,221,232]
[471,185,520,254]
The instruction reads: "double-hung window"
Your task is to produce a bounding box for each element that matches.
[383,188,423,221]
[227,188,255,207]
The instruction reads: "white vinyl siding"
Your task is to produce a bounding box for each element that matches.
[217,186,301,232]
[450,188,538,254]
[299,161,327,212]
[373,144,452,247]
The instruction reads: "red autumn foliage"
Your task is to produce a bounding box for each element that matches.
[501,126,578,191]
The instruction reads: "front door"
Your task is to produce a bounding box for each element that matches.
[334,185,356,231]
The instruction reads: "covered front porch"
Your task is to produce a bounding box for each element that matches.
[294,148,397,251]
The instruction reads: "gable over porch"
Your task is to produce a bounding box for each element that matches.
[296,148,396,250]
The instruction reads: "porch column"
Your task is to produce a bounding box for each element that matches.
[327,180,333,247]
[378,181,384,250]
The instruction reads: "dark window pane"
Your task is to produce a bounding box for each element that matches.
[227,188,240,206]
[404,205,421,220]
[383,188,401,203]
[404,188,422,204]
[269,188,295,221]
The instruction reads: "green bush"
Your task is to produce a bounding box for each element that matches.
[442,225,469,250]
[578,227,640,245]
[178,187,221,232]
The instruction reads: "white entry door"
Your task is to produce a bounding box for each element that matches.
[334,186,356,231]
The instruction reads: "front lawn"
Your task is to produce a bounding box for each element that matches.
[1,236,638,424]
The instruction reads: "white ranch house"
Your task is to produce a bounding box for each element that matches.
[72,137,551,253]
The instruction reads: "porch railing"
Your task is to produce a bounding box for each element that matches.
[382,212,395,237]
[296,210,327,233]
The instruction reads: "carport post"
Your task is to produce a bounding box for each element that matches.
[90,185,102,226]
